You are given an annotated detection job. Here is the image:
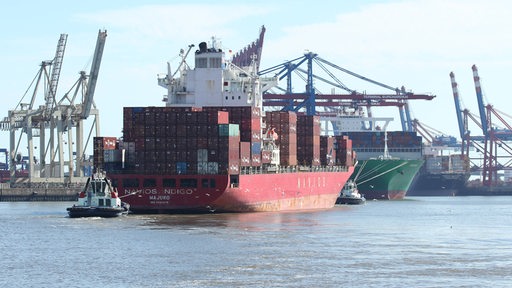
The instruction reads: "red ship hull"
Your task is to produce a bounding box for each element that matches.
[112,167,353,213]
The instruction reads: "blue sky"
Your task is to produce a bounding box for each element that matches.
[2,0,512,156]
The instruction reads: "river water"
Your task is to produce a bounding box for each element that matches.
[1,196,511,288]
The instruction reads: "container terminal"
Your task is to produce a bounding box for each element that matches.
[2,27,511,201]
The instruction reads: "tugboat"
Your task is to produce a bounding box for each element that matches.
[336,180,366,205]
[67,171,129,218]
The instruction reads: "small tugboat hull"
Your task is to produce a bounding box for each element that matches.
[336,197,366,205]
[336,180,365,205]
[67,206,128,218]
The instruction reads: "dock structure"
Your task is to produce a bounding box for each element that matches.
[0,182,79,201]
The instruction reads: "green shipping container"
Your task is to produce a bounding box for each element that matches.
[219,124,240,136]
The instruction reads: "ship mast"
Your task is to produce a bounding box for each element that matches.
[382,130,391,159]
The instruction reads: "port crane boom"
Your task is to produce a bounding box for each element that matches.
[0,30,106,187]
[82,30,107,119]
[259,53,435,133]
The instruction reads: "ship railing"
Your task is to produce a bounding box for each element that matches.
[240,165,349,175]
[101,165,349,176]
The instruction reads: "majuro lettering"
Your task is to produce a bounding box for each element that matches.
[149,195,171,200]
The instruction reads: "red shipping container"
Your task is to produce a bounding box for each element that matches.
[228,160,240,175]
[251,129,261,142]
[251,107,261,118]
[216,111,230,124]
[240,142,251,167]
[197,137,208,149]
[261,150,272,164]
[94,137,117,150]
[133,138,144,151]
[251,153,262,166]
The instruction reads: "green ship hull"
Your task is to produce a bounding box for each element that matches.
[351,158,424,200]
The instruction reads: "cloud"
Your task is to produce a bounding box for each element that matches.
[75,4,271,46]
[266,0,512,67]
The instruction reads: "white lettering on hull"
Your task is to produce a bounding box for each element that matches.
[164,188,194,195]
[125,188,157,195]
[123,188,197,206]
[149,195,171,201]
[124,188,194,195]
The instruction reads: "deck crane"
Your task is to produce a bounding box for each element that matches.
[0,30,106,187]
[258,53,434,132]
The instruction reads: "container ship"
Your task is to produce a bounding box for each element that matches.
[331,108,424,200]
[96,28,355,213]
[408,146,470,196]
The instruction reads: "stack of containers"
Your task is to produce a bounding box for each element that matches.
[119,107,240,175]
[340,131,422,148]
[203,106,262,167]
[122,107,144,142]
[450,154,469,172]
[387,131,422,147]
[334,135,354,167]
[425,155,443,173]
[320,136,336,166]
[217,123,241,174]
[297,115,321,166]
[93,136,119,171]
[118,140,135,171]
[239,141,251,167]
[264,111,298,166]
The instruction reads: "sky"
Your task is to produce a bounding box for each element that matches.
[1,0,512,157]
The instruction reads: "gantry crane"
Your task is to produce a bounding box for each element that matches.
[471,65,512,186]
[0,30,107,187]
[450,65,512,188]
[258,52,435,133]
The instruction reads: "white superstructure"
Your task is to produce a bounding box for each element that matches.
[158,39,277,110]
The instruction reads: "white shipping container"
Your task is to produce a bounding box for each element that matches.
[207,162,219,174]
[197,161,208,174]
[197,149,208,162]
